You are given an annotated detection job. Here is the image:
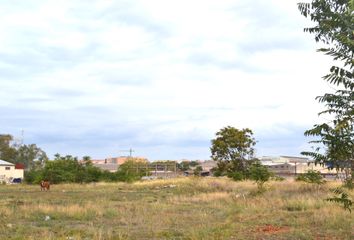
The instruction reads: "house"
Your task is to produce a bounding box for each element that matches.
[0,160,24,182]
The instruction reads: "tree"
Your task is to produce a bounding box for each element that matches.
[116,159,149,182]
[14,144,48,169]
[249,162,273,190]
[193,166,203,176]
[298,0,354,183]
[0,134,17,161]
[211,126,256,176]
[296,170,325,185]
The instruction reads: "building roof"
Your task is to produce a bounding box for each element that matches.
[0,160,14,166]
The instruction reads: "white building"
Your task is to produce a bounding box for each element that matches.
[0,160,24,182]
[259,156,339,176]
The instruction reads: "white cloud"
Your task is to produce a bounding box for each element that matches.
[0,0,335,160]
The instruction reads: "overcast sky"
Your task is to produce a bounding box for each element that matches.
[0,0,334,160]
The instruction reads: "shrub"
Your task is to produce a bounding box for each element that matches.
[296,170,325,185]
[248,162,273,190]
[193,166,203,176]
[24,169,43,184]
[115,159,150,183]
[271,175,285,181]
[227,172,245,181]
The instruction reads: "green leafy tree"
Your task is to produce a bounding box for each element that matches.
[116,159,149,182]
[0,134,17,162]
[15,144,48,169]
[211,126,256,176]
[298,0,354,183]
[30,154,102,184]
[296,170,325,185]
[249,162,273,190]
[193,166,203,176]
[178,161,191,171]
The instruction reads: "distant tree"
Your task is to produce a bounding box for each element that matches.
[82,156,92,166]
[177,161,191,171]
[177,160,199,171]
[189,161,200,167]
[298,0,354,184]
[35,154,102,184]
[0,134,17,162]
[296,170,325,185]
[116,159,149,182]
[211,126,256,176]
[42,154,81,183]
[14,144,48,169]
[193,166,203,176]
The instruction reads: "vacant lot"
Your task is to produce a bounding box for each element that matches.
[0,178,353,239]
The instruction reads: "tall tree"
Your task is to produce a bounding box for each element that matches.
[210,126,256,175]
[298,0,354,182]
[0,134,17,161]
[15,144,48,169]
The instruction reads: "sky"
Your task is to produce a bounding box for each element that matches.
[0,0,334,160]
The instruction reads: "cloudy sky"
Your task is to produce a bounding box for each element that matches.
[0,0,334,160]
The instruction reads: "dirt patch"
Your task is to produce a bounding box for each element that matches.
[257,225,290,234]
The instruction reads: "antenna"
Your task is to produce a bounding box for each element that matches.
[21,129,24,145]
[119,148,135,157]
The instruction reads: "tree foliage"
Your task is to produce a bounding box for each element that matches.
[299,0,354,182]
[115,159,150,182]
[0,134,17,161]
[14,144,48,169]
[0,134,48,169]
[249,162,273,190]
[211,126,256,175]
[326,187,353,212]
[296,170,325,185]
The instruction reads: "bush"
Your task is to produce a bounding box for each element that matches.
[25,155,105,184]
[193,166,203,176]
[24,155,151,184]
[227,172,245,181]
[248,162,273,190]
[271,175,286,181]
[296,170,325,185]
[24,169,43,184]
[114,159,150,183]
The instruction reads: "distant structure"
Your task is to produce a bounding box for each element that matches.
[182,160,217,177]
[259,156,339,177]
[90,156,148,172]
[0,160,24,183]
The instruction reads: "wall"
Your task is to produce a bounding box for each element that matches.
[0,165,24,180]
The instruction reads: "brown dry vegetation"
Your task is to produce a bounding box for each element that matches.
[0,177,353,239]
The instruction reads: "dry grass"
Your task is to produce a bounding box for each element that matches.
[0,177,353,239]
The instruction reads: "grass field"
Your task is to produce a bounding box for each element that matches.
[0,177,353,240]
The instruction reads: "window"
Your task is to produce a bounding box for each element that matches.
[5,167,10,170]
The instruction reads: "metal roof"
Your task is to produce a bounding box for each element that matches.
[0,160,14,166]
